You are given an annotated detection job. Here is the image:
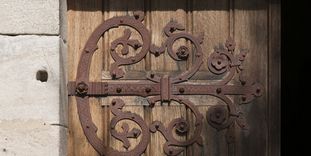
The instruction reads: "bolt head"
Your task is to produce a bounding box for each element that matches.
[179,88,185,93]
[216,88,222,94]
[145,87,151,93]
[116,88,122,93]
[111,101,116,105]
[76,82,88,96]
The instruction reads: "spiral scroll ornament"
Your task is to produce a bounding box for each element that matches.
[68,11,264,156]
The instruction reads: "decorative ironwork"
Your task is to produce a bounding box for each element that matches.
[68,11,263,156]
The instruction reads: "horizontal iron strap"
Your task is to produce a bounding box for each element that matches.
[172,84,255,95]
[68,81,160,97]
[68,81,256,97]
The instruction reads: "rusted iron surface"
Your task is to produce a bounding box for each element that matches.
[68,11,263,156]
[150,96,203,155]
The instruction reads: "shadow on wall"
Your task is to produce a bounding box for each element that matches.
[67,0,269,11]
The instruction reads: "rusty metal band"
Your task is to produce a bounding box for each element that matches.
[69,11,264,156]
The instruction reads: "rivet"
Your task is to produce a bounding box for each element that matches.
[241,81,246,85]
[216,88,222,94]
[133,132,138,137]
[134,44,140,49]
[179,88,185,93]
[216,112,221,118]
[112,101,116,105]
[134,15,139,20]
[76,82,88,95]
[242,96,246,101]
[170,27,175,33]
[112,73,116,79]
[145,87,151,93]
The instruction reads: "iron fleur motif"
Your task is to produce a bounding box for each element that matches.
[68,11,263,156]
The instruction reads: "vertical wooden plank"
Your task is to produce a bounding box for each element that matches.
[150,0,188,72]
[144,0,152,71]
[268,0,280,155]
[189,0,230,155]
[150,105,187,156]
[144,1,152,155]
[233,0,268,156]
[67,0,103,155]
[102,0,111,149]
[190,106,229,156]
[106,0,146,72]
[104,0,148,154]
[186,96,230,156]
[192,0,230,71]
[108,105,145,153]
[149,1,188,156]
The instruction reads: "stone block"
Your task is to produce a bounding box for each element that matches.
[0,120,64,156]
[0,0,59,34]
[0,35,65,155]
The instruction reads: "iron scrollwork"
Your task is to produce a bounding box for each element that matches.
[68,11,263,156]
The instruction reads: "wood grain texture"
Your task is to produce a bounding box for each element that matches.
[233,0,268,155]
[107,0,146,72]
[188,1,230,155]
[150,105,187,156]
[67,0,280,155]
[192,0,230,71]
[104,0,148,153]
[268,0,280,155]
[186,105,229,156]
[108,106,145,152]
[150,0,188,72]
[67,0,103,155]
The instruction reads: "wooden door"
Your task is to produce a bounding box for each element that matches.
[67,0,280,156]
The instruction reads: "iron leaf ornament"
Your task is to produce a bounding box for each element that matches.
[68,11,263,156]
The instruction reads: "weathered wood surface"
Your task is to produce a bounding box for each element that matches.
[67,0,280,155]
[233,0,268,155]
[68,0,103,155]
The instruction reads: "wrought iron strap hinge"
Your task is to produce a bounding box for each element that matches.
[67,11,264,156]
[68,81,262,102]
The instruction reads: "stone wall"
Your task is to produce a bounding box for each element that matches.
[0,1,67,155]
